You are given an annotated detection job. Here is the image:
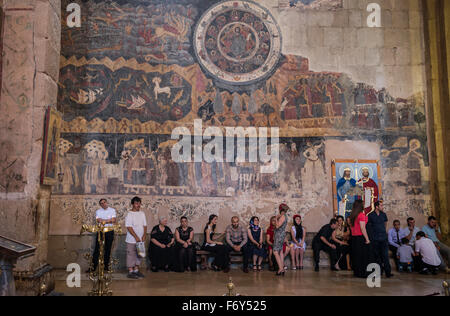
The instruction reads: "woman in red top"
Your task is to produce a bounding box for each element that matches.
[266,216,277,271]
[349,200,371,278]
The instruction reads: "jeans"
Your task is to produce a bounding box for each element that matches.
[371,239,392,276]
[437,242,450,270]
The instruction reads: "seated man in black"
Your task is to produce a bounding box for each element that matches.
[149,216,175,272]
[312,219,339,272]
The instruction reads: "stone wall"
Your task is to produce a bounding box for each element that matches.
[0,0,61,272]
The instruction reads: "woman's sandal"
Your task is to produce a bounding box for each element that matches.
[257,265,262,271]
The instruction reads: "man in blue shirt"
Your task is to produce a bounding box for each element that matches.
[367,201,394,278]
[422,216,449,271]
[388,220,402,271]
[399,217,421,271]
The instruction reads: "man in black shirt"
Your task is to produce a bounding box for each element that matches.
[312,219,338,271]
[367,201,394,278]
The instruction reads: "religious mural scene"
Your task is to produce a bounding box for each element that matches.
[3,0,450,298]
[52,0,431,232]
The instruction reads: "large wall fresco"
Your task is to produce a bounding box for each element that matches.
[52,0,431,234]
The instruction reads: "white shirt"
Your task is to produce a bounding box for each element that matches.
[125,211,147,244]
[415,237,441,267]
[95,207,117,228]
[399,226,420,246]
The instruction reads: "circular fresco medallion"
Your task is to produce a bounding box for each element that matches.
[194,0,282,86]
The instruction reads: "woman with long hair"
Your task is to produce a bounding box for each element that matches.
[273,204,290,276]
[349,200,371,278]
[202,214,230,272]
[290,215,307,270]
[247,216,267,271]
[332,215,350,270]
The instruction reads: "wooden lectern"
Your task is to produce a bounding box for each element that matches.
[0,235,36,296]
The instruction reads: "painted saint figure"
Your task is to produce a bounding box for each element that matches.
[337,168,357,218]
[357,167,379,214]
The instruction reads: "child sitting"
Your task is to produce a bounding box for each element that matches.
[397,238,416,272]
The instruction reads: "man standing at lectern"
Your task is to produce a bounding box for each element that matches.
[91,198,117,272]
[358,167,379,214]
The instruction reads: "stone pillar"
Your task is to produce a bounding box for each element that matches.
[0,0,61,295]
[422,0,450,242]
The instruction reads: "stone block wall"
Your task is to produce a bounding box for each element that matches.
[0,0,61,272]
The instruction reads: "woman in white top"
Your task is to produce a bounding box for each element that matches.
[290,215,306,270]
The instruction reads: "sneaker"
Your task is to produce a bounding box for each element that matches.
[127,272,139,279]
[134,271,145,278]
[419,269,430,275]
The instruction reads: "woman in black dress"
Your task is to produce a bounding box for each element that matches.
[149,217,175,272]
[202,214,230,272]
[174,216,197,272]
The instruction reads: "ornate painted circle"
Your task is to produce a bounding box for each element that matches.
[194,0,282,85]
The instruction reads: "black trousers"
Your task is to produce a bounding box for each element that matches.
[149,243,176,270]
[92,231,114,271]
[388,245,400,270]
[418,260,440,272]
[225,243,250,269]
[174,244,197,272]
[312,240,337,268]
[202,244,230,269]
[371,240,392,276]
[351,236,370,278]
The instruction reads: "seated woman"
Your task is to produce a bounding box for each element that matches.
[266,216,277,271]
[290,215,307,270]
[149,217,175,272]
[247,216,267,271]
[202,214,230,272]
[331,215,350,271]
[344,216,352,270]
[174,216,197,272]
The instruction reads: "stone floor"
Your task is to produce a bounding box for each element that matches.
[54,269,448,296]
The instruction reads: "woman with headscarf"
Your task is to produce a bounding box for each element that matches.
[149,216,175,272]
[290,215,307,270]
[174,216,197,272]
[202,214,230,272]
[247,216,267,271]
[273,203,290,276]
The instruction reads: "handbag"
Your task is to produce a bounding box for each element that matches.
[136,242,146,258]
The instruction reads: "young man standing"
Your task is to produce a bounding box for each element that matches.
[367,201,394,278]
[91,198,116,272]
[422,216,450,271]
[125,196,147,279]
